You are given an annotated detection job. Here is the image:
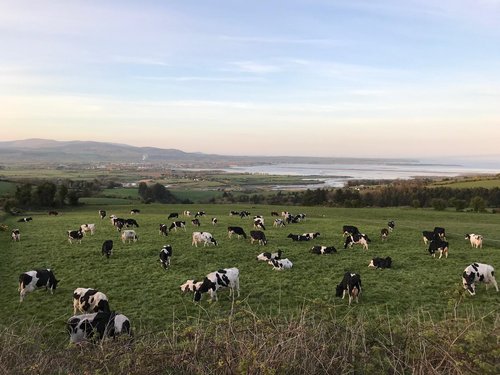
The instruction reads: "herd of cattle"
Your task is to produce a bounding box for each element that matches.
[10,208,499,344]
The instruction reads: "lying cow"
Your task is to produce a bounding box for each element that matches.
[256,249,283,261]
[73,288,110,314]
[67,312,131,344]
[18,269,59,302]
[269,258,293,270]
[194,267,240,302]
[302,232,320,239]
[121,230,138,244]
[368,257,392,269]
[335,272,362,306]
[101,240,113,258]
[159,245,173,270]
[462,263,498,296]
[287,233,311,242]
[310,245,337,255]
[465,234,483,249]
[11,229,20,242]
[192,232,218,247]
[17,217,33,223]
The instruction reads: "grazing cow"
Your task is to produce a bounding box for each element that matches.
[273,218,286,227]
[344,234,371,250]
[169,221,186,232]
[462,263,498,296]
[253,219,266,231]
[335,272,362,305]
[296,213,306,221]
[257,249,283,261]
[380,228,389,241]
[125,218,139,228]
[17,217,32,223]
[229,210,240,216]
[183,210,191,216]
[159,245,173,270]
[228,226,247,239]
[342,225,359,236]
[285,214,301,224]
[271,211,279,217]
[433,227,446,240]
[191,218,201,227]
[194,268,240,302]
[387,220,395,232]
[302,232,320,240]
[80,223,96,236]
[159,224,169,236]
[281,211,290,217]
[287,233,311,242]
[195,211,206,218]
[192,232,218,247]
[240,210,250,219]
[428,240,449,259]
[465,234,483,249]
[250,231,267,245]
[18,269,59,302]
[121,230,138,244]
[48,210,59,216]
[211,217,218,226]
[269,258,293,270]
[101,240,113,258]
[422,230,440,245]
[67,312,131,344]
[99,210,106,220]
[68,229,84,244]
[168,213,179,220]
[130,209,140,214]
[11,229,20,242]
[111,216,125,232]
[73,288,110,314]
[180,279,203,293]
[310,245,337,255]
[368,257,392,269]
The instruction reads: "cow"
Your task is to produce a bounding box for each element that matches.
[462,263,498,296]
[192,232,218,247]
[168,213,179,220]
[422,230,440,245]
[273,218,286,228]
[67,312,131,344]
[269,258,293,270]
[73,288,110,314]
[159,245,173,270]
[101,240,113,258]
[130,209,140,214]
[387,220,395,232]
[428,240,449,259]
[183,210,191,216]
[240,211,250,218]
[302,232,320,240]
[310,245,337,255]
[80,223,96,236]
[285,214,301,224]
[169,221,186,232]
[191,218,201,227]
[229,210,240,216]
[228,226,247,239]
[433,227,446,240]
[124,218,139,228]
[253,219,266,230]
[380,228,389,241]
[344,234,371,250]
[18,269,59,302]
[11,229,20,242]
[287,233,311,242]
[121,230,138,244]
[271,211,279,217]
[48,210,59,216]
[342,225,359,236]
[250,231,267,245]
[295,213,307,221]
[335,272,362,306]
[257,249,283,261]
[99,210,106,220]
[211,217,218,226]
[194,267,240,302]
[195,211,206,218]
[368,257,392,269]
[110,216,125,232]
[465,234,483,249]
[17,217,32,223]
[68,229,84,244]
[281,211,290,217]
[180,279,203,293]
[159,224,169,236]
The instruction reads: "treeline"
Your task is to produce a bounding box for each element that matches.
[138,182,182,204]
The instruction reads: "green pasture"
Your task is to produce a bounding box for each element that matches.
[431,178,500,189]
[1,204,499,338]
[0,181,17,196]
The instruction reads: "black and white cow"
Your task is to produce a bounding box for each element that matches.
[342,225,359,236]
[428,240,449,259]
[18,269,59,302]
[310,245,337,254]
[124,218,139,228]
[17,217,32,223]
[257,249,283,261]
[68,229,84,244]
[159,245,173,270]
[302,232,320,240]
[192,232,218,247]
[11,229,20,242]
[110,216,125,232]
[465,234,483,249]
[335,272,362,306]
[387,220,395,232]
[169,221,186,232]
[295,213,306,221]
[180,279,203,293]
[287,233,311,242]
[250,230,267,245]
[195,211,206,218]
[191,218,201,227]
[268,258,293,270]
[433,227,446,240]
[194,267,240,302]
[380,228,389,241]
[228,226,247,239]
[422,230,440,245]
[99,210,106,220]
[240,210,250,219]
[273,218,286,227]
[253,218,266,230]
[73,288,110,314]
[271,211,279,217]
[101,240,113,258]
[344,233,371,250]
[462,263,498,296]
[168,212,179,220]
[229,210,240,216]
[183,210,191,217]
[211,217,218,226]
[130,209,140,214]
[159,224,169,236]
[368,257,392,269]
[67,312,131,344]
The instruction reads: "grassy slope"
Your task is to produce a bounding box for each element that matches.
[1,204,499,337]
[431,178,500,189]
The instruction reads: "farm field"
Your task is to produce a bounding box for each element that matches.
[431,177,500,189]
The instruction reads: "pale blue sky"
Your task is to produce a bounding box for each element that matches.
[0,0,499,157]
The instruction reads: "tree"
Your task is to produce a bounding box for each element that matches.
[34,181,57,207]
[67,190,80,206]
[15,184,33,205]
[470,196,486,212]
[56,184,68,206]
[431,198,447,211]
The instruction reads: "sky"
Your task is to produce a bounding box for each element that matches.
[0,0,499,158]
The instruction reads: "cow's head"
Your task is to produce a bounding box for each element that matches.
[462,271,476,295]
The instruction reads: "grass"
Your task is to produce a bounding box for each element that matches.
[0,181,17,196]
[431,177,500,189]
